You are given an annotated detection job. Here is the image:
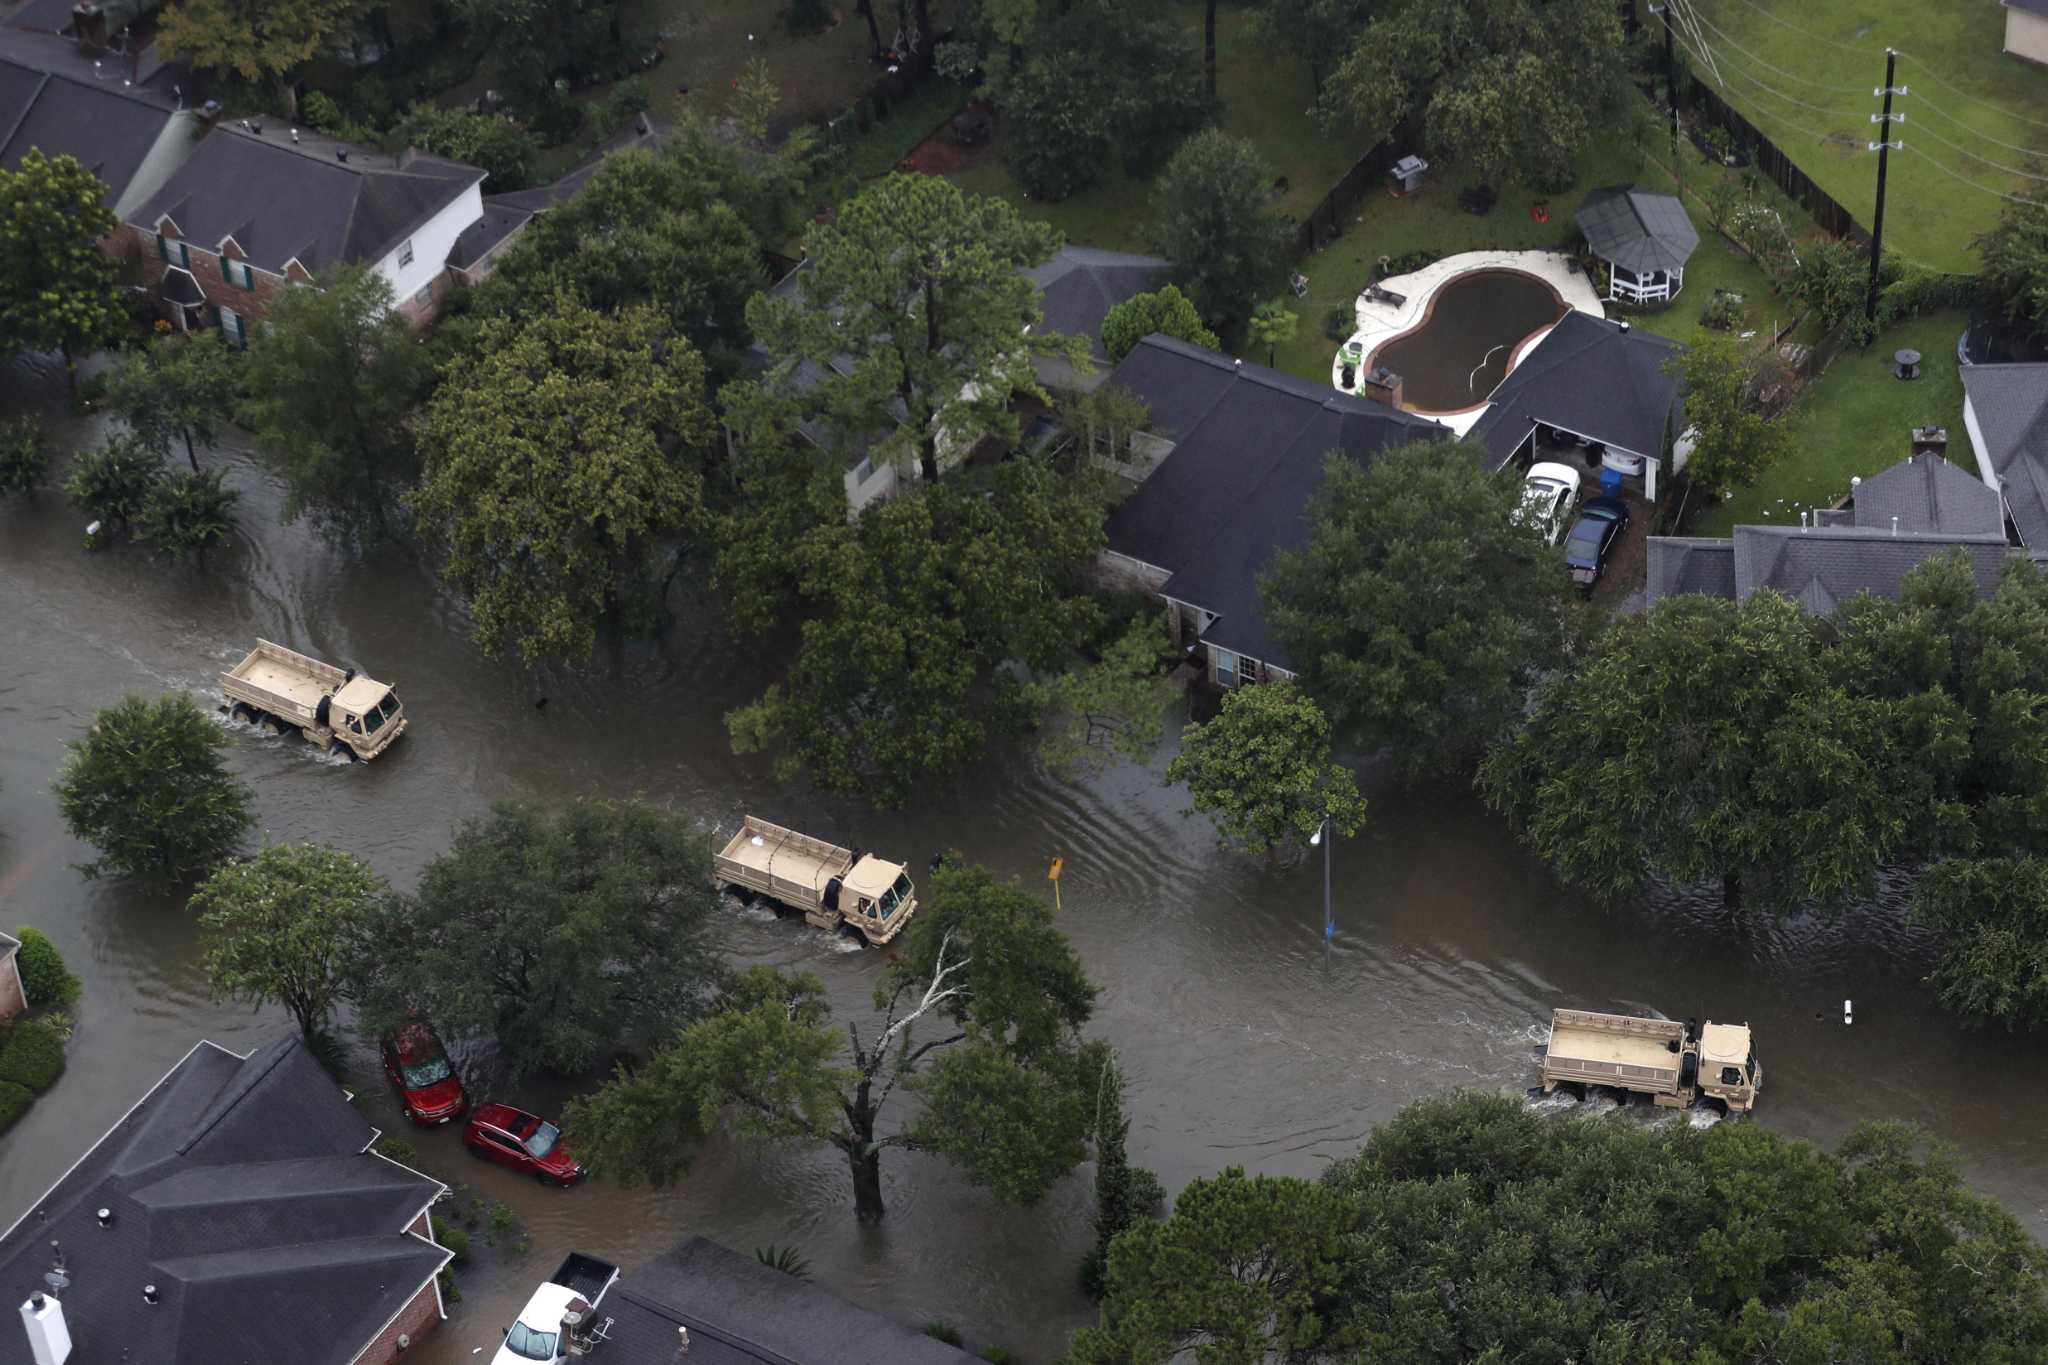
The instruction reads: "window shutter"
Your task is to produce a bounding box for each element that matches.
[156,234,167,261]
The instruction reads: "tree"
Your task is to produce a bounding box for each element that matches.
[726,458,1106,805]
[1480,591,1936,909]
[411,293,718,664]
[748,173,1081,484]
[1149,131,1293,332]
[352,800,723,1080]
[239,264,428,544]
[102,333,243,471]
[12,928,80,1009]
[155,0,367,83]
[1072,1091,2048,1364]
[1166,683,1367,856]
[565,859,1101,1223]
[1078,1054,1164,1299]
[1976,192,2048,350]
[192,842,386,1038]
[1914,856,2048,1030]
[138,466,239,560]
[1246,299,1298,367]
[1671,331,1792,496]
[1100,284,1221,365]
[0,149,122,386]
[1023,614,1175,778]
[390,105,538,191]
[455,0,623,106]
[1254,0,1376,97]
[53,693,254,883]
[1263,443,1575,773]
[64,432,164,536]
[0,415,49,498]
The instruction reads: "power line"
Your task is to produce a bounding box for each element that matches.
[1682,5,1869,95]
[1899,144,2042,207]
[1901,113,2048,184]
[1667,28,1860,139]
[1910,94,2048,162]
[1710,0,1871,55]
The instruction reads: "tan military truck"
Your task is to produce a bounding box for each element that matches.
[1539,1008,1761,1113]
[713,816,919,946]
[220,639,407,762]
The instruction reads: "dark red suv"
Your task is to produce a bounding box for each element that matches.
[380,1019,467,1126]
[462,1102,585,1186]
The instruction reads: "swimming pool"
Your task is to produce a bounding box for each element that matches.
[1367,269,1566,413]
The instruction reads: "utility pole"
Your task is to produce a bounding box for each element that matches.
[1866,48,1904,325]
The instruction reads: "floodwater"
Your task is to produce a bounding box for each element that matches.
[1371,268,1567,412]
[5,355,2048,1361]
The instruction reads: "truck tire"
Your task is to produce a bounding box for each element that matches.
[271,715,294,736]
[328,739,359,763]
[229,702,257,725]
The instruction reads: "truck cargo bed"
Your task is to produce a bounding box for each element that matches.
[715,817,852,906]
[1543,1010,1684,1089]
[549,1251,618,1306]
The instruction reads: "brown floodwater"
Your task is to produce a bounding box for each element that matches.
[4,354,2048,1361]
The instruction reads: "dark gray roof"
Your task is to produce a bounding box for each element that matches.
[2008,0,2048,16]
[1575,185,1700,275]
[1850,450,2003,535]
[447,199,532,269]
[1646,536,1738,602]
[0,55,175,203]
[1732,525,2008,611]
[0,1035,449,1365]
[1022,245,1170,384]
[1104,335,1446,668]
[134,131,481,274]
[590,1237,979,1364]
[1963,363,2048,547]
[485,112,666,214]
[1468,311,1685,468]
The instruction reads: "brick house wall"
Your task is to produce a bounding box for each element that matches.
[349,1275,444,1365]
[110,221,293,336]
[0,951,24,1022]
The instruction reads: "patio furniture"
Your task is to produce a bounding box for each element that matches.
[1894,348,1922,380]
[1363,283,1407,308]
[1389,155,1429,194]
[1290,273,1309,298]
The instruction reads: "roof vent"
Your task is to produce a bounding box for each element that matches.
[141,1285,160,1306]
[93,1210,110,1229]
[337,149,349,163]
[1892,516,1900,536]
[1617,319,1631,332]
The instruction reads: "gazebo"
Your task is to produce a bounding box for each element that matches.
[1575,185,1700,305]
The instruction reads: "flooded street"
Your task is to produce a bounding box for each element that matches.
[6,359,2048,1359]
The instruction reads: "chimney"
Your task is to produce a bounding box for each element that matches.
[1361,365,1404,410]
[20,1295,70,1365]
[70,2,107,53]
[1910,426,1947,458]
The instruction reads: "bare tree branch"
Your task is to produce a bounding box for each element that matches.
[874,931,970,1059]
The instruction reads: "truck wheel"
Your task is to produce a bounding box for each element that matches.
[327,740,359,763]
[271,716,294,736]
[229,703,256,725]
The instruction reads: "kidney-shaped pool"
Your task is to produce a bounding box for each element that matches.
[1368,269,1567,413]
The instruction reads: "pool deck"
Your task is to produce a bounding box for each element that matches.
[1333,250,1605,436]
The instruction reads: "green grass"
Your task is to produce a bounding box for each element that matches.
[1692,0,2048,272]
[951,2,1358,255]
[1690,310,1973,536]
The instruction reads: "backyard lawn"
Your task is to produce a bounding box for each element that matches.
[1690,310,1974,536]
[1693,0,2048,272]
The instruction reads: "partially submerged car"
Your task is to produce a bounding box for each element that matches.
[380,1018,466,1125]
[1516,461,1583,546]
[1564,495,1630,586]
[464,1102,585,1186]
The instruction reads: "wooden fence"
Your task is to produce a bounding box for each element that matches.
[1291,140,1405,259]
[1682,75,1872,247]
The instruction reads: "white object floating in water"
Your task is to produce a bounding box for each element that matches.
[1844,998,1853,1025]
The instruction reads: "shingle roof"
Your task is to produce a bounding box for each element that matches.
[0,55,175,205]
[446,200,532,270]
[1731,525,2008,607]
[1104,335,1446,668]
[0,1034,449,1365]
[2007,0,2048,17]
[1850,450,2003,535]
[1963,362,2048,547]
[1646,536,1738,602]
[483,112,667,214]
[1467,311,1685,468]
[591,1237,979,1364]
[134,131,482,274]
[1575,185,1700,276]
[1021,245,1169,386]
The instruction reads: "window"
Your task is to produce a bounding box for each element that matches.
[1213,648,1239,687]
[224,258,252,288]
[502,1324,558,1361]
[400,1055,452,1088]
[218,305,244,347]
[397,238,414,268]
[523,1122,561,1159]
[157,235,187,267]
[413,281,434,306]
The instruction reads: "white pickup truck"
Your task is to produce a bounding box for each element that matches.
[219,638,406,762]
[493,1252,619,1364]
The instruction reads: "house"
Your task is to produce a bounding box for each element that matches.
[0,933,23,1023]
[0,54,192,215]
[1099,334,1446,687]
[1575,185,1700,305]
[0,1033,451,1365]
[1961,361,2048,546]
[557,1236,977,1364]
[1467,311,1685,500]
[2005,0,2048,65]
[120,128,487,338]
[1647,447,2011,610]
[1019,245,1170,391]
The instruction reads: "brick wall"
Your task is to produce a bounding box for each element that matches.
[395,268,456,328]
[351,1275,444,1365]
[0,954,25,1022]
[110,222,291,333]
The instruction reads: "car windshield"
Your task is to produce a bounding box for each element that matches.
[876,874,911,918]
[364,691,397,732]
[524,1121,561,1159]
[401,1055,451,1088]
[504,1323,557,1360]
[1567,521,1603,546]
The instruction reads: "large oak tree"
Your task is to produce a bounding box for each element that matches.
[0,149,122,386]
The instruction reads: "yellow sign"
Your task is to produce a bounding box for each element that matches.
[1047,857,1064,881]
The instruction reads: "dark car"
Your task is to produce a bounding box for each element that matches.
[380,1018,467,1125]
[1563,495,1630,586]
[463,1102,585,1186]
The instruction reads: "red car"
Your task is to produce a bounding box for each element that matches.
[380,1019,467,1126]
[463,1102,585,1186]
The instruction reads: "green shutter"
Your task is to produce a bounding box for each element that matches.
[156,233,167,261]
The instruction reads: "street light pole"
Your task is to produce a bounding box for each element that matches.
[1310,816,1333,943]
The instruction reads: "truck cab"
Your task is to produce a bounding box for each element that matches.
[493,1253,617,1364]
[1697,1021,1762,1113]
[329,676,406,758]
[836,856,917,940]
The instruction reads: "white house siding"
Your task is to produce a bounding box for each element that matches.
[377,182,483,305]
[843,457,901,516]
[1963,394,2003,494]
[2008,8,2048,64]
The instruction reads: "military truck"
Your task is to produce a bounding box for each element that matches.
[220,639,406,762]
[713,816,919,946]
[1539,1008,1761,1114]
[491,1252,618,1365]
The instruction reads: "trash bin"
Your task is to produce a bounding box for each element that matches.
[1599,467,1624,498]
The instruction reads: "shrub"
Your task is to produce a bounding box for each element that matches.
[923,1321,964,1346]
[375,1136,421,1168]
[0,1083,31,1134]
[432,1217,471,1263]
[64,432,163,533]
[345,76,394,130]
[592,77,651,137]
[1324,305,1354,341]
[786,0,832,35]
[979,1349,1014,1364]
[391,106,538,191]
[1700,291,1743,331]
[13,928,79,1008]
[0,415,49,497]
[485,1201,518,1246]
[300,90,343,131]
[138,466,239,560]
[0,1019,67,1094]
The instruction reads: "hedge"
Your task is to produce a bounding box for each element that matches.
[0,1019,67,1094]
[0,1082,32,1134]
[14,927,79,1008]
